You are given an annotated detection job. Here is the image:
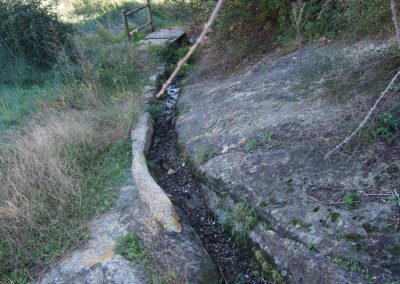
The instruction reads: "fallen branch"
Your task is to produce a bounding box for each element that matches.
[306,194,344,205]
[324,69,400,159]
[156,0,225,98]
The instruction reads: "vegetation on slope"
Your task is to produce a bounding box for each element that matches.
[167,0,396,60]
[0,0,179,282]
[1,0,400,282]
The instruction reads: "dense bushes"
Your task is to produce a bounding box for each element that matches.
[0,0,72,70]
[218,0,393,41]
[167,0,394,54]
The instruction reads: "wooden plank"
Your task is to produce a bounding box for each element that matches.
[144,28,185,40]
[139,28,186,49]
[126,5,148,16]
[129,22,152,36]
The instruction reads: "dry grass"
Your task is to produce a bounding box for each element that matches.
[0,96,140,281]
[0,0,166,281]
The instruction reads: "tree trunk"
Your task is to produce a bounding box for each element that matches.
[391,0,400,47]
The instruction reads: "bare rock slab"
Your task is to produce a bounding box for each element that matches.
[177,40,400,282]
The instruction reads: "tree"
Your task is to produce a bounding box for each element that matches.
[391,0,400,47]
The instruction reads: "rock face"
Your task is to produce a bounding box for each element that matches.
[177,41,400,282]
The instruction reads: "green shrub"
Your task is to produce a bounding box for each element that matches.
[195,147,216,163]
[219,202,258,243]
[389,195,398,206]
[333,257,369,275]
[340,0,393,37]
[262,131,273,142]
[0,0,72,70]
[146,99,165,122]
[244,139,260,152]
[343,192,358,207]
[116,232,150,264]
[376,113,399,145]
[306,243,317,252]
[167,0,394,57]
[116,231,181,282]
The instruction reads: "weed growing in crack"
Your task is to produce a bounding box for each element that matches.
[219,202,258,243]
[150,44,199,77]
[116,232,181,283]
[375,112,399,144]
[306,243,318,252]
[116,232,151,265]
[343,192,358,208]
[147,98,165,122]
[332,257,369,276]
[195,147,216,164]
[262,130,273,142]
[244,139,260,152]
[389,195,399,206]
[179,108,190,117]
[259,220,272,230]
[244,130,275,153]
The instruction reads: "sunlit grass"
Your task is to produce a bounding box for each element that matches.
[0,83,66,131]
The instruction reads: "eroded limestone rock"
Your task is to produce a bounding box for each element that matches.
[177,40,400,282]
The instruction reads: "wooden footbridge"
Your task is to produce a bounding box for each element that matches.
[121,0,185,47]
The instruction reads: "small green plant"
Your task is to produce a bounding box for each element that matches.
[195,147,216,163]
[116,232,181,283]
[147,99,165,122]
[306,243,317,252]
[389,195,399,206]
[327,209,341,223]
[292,219,312,230]
[133,32,146,41]
[244,139,260,152]
[172,45,190,64]
[147,160,157,170]
[333,257,369,275]
[376,113,399,144]
[219,202,258,243]
[262,130,273,142]
[179,108,190,116]
[260,220,272,230]
[116,232,151,266]
[343,192,358,207]
[151,44,197,77]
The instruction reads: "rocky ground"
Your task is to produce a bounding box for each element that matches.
[176,40,400,283]
[37,178,217,284]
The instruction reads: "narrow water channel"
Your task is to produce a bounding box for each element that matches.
[147,81,268,284]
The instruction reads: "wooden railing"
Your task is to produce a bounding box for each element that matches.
[122,0,154,42]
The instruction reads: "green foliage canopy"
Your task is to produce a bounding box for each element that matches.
[0,0,72,70]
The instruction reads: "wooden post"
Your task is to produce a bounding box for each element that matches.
[146,0,155,32]
[122,9,130,42]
